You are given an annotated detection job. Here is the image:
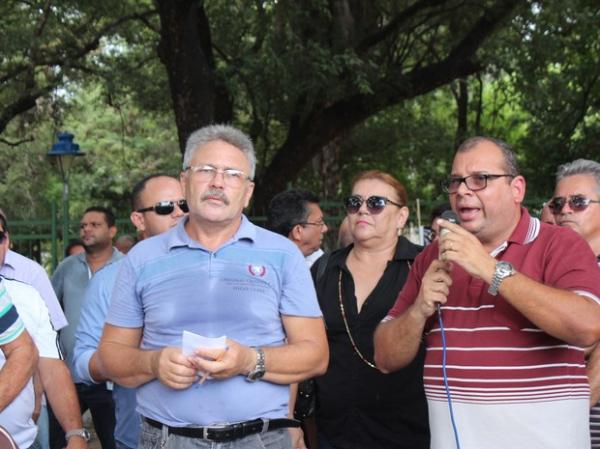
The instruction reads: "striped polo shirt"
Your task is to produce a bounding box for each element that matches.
[0,280,24,345]
[388,209,600,449]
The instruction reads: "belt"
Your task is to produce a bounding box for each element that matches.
[143,417,300,442]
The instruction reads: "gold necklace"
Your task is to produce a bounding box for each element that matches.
[337,260,411,370]
[338,270,378,369]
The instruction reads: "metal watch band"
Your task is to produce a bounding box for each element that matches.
[65,428,90,442]
[246,347,265,382]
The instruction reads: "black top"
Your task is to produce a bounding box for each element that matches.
[311,237,429,449]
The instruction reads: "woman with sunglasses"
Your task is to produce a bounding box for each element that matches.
[311,170,429,449]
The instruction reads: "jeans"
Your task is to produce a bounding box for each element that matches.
[138,419,292,449]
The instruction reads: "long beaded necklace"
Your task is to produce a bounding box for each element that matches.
[338,261,411,370]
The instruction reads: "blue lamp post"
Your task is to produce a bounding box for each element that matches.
[48,132,85,259]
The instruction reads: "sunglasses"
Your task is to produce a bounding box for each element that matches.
[0,231,5,243]
[136,199,189,215]
[548,195,600,214]
[344,195,403,215]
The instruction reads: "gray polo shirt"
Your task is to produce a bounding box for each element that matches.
[52,248,122,370]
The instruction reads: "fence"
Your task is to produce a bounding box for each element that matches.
[7,198,546,274]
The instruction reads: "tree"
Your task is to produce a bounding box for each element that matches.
[155,0,523,211]
[0,0,156,140]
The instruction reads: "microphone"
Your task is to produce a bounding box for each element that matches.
[437,210,460,314]
[439,210,460,237]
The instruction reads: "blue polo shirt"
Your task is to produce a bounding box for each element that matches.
[73,260,139,449]
[106,215,322,427]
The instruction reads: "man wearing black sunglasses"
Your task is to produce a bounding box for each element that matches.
[375,137,600,449]
[72,174,186,449]
[553,158,600,449]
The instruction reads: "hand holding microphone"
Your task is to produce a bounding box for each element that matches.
[412,211,459,319]
[438,210,460,261]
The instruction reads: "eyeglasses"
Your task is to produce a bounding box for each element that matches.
[136,199,189,215]
[0,231,5,243]
[298,220,327,228]
[548,195,600,214]
[344,195,403,215]
[442,174,514,193]
[186,164,252,187]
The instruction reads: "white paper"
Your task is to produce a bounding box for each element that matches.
[181,330,227,357]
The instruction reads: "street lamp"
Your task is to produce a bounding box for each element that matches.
[48,132,85,260]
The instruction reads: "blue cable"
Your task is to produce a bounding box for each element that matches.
[437,304,461,449]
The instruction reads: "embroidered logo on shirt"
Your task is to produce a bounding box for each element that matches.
[248,264,266,277]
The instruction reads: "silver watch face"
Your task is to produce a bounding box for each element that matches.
[497,261,515,277]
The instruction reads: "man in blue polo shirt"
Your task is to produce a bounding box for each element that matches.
[99,124,328,449]
[73,174,188,449]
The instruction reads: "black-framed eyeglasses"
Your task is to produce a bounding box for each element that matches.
[297,220,327,228]
[344,195,403,215]
[548,195,600,215]
[441,173,514,193]
[136,199,189,215]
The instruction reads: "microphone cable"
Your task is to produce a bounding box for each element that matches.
[437,303,461,449]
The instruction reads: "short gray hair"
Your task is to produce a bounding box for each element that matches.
[182,124,256,180]
[556,159,600,195]
[457,136,520,177]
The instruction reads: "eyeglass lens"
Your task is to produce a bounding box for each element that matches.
[345,196,388,215]
[549,195,593,214]
[152,200,189,215]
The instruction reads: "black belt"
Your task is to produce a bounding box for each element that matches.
[143,417,300,442]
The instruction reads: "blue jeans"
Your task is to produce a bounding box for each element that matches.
[138,420,292,449]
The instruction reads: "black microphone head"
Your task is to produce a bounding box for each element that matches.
[440,210,460,225]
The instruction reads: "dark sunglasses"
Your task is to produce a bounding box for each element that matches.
[548,195,600,214]
[344,195,403,215]
[136,199,189,215]
[0,231,5,243]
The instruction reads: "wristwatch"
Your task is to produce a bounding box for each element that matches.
[246,347,266,382]
[488,261,516,296]
[65,428,91,442]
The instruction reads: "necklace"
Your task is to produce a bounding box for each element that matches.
[338,260,412,370]
[337,270,378,369]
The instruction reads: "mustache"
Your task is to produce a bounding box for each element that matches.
[201,189,230,205]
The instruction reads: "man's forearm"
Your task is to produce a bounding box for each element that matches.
[374,306,427,373]
[0,332,38,411]
[498,273,600,347]
[39,358,83,432]
[260,340,328,384]
[98,341,159,388]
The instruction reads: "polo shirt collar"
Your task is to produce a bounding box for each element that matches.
[490,207,540,257]
[167,214,256,250]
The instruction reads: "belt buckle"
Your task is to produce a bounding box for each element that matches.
[204,423,228,441]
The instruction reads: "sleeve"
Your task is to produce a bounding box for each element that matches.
[25,292,59,359]
[542,228,600,302]
[73,269,113,384]
[105,257,144,328]
[0,281,24,345]
[279,247,322,318]
[29,264,68,331]
[385,248,433,319]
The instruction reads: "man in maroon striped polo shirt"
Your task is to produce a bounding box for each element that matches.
[375,137,600,449]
